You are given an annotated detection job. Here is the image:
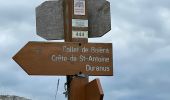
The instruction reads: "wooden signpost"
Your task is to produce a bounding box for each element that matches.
[13,0,112,100]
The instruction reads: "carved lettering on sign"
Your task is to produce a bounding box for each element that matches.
[13,42,113,76]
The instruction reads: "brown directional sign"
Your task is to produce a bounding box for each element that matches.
[36,0,111,40]
[13,41,113,76]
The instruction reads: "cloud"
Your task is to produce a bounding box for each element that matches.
[100,0,170,100]
[109,0,170,40]
[0,0,35,28]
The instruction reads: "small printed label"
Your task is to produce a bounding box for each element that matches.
[72,31,88,38]
[74,0,85,15]
[72,19,88,27]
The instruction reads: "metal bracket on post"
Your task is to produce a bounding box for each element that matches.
[64,75,73,98]
[63,82,69,98]
[75,72,89,78]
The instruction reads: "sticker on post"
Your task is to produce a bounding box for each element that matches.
[74,0,85,15]
[72,19,88,27]
[72,31,88,38]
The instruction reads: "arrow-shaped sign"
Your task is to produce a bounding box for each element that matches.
[13,41,113,76]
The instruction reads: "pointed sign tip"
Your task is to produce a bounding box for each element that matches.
[12,54,17,62]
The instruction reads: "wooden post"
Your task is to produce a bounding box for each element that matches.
[64,0,88,43]
[63,0,89,100]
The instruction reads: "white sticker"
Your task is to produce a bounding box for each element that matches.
[74,0,85,15]
[72,19,88,27]
[72,31,88,38]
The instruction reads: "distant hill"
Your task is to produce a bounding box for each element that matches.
[0,95,31,100]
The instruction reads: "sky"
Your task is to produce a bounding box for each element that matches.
[0,0,170,100]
